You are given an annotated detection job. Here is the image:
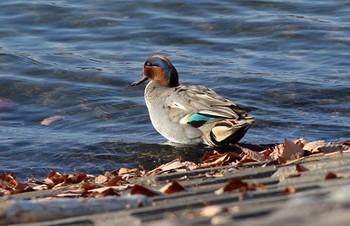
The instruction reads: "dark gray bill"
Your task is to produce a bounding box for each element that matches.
[131,75,148,86]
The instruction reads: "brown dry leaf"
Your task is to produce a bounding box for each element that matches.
[303,140,349,154]
[319,143,349,153]
[260,148,273,157]
[303,140,327,153]
[0,173,34,195]
[39,171,89,189]
[271,139,305,164]
[146,159,197,176]
[159,181,186,194]
[325,172,343,180]
[82,187,120,198]
[199,151,240,168]
[43,178,55,188]
[239,147,266,162]
[268,143,283,163]
[65,173,87,184]
[47,171,68,185]
[215,178,266,195]
[81,183,96,190]
[284,139,305,160]
[200,151,217,162]
[284,186,296,194]
[130,184,160,197]
[239,154,260,164]
[41,115,64,126]
[107,176,122,186]
[214,178,248,195]
[293,138,307,148]
[0,173,18,188]
[159,160,187,172]
[94,175,108,184]
[118,168,144,177]
[295,163,309,172]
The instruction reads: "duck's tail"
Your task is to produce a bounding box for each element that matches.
[208,117,254,146]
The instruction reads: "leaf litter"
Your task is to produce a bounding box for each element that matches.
[0,137,349,222]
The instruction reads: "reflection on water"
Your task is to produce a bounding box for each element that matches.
[0,0,349,179]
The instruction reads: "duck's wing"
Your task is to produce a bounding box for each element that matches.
[165,85,251,127]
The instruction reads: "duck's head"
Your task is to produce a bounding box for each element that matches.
[131,54,179,87]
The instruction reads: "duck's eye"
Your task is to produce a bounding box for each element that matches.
[145,61,153,66]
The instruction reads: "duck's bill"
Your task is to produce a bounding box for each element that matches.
[131,75,148,86]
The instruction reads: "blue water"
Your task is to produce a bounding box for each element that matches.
[0,0,349,179]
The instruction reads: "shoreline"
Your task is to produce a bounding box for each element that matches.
[1,137,349,225]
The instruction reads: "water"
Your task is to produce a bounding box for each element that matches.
[0,0,349,180]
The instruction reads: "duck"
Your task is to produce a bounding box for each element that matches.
[131,54,254,147]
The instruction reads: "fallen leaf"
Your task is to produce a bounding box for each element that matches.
[38,171,89,189]
[284,139,305,159]
[214,178,248,195]
[82,187,120,198]
[0,173,34,194]
[159,160,187,172]
[159,181,186,194]
[32,184,48,190]
[81,183,96,190]
[199,151,240,168]
[295,163,309,172]
[319,143,349,153]
[239,147,266,162]
[94,175,108,184]
[260,148,273,157]
[146,159,197,176]
[65,173,87,184]
[0,173,18,188]
[303,140,350,154]
[118,168,144,178]
[271,139,305,164]
[130,184,160,197]
[107,176,122,186]
[303,140,327,153]
[215,178,266,195]
[293,138,307,148]
[47,171,67,185]
[325,172,343,180]
[284,186,296,194]
[41,115,64,126]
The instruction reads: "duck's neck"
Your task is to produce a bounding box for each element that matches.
[145,80,162,94]
[144,80,168,105]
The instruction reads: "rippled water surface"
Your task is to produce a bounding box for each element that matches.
[1,0,349,179]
